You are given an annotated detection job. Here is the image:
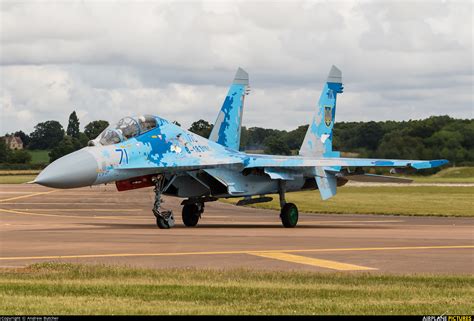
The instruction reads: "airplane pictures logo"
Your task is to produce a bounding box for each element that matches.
[324,106,332,127]
[423,316,472,321]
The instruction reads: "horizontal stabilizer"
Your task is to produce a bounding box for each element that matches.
[343,174,413,184]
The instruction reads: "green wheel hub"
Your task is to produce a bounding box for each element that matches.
[289,206,298,225]
[280,203,298,228]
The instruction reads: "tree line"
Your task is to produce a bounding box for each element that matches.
[1,113,473,167]
[1,111,110,166]
[188,116,474,166]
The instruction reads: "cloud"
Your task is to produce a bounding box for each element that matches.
[358,1,465,52]
[0,0,472,135]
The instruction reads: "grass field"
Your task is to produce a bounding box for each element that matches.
[0,170,40,175]
[0,175,37,184]
[0,263,471,315]
[435,166,474,178]
[0,170,39,184]
[409,167,474,183]
[224,186,474,217]
[28,150,50,165]
[411,176,474,183]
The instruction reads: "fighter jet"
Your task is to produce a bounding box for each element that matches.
[34,66,448,229]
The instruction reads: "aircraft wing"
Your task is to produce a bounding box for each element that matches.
[244,155,447,200]
[244,155,448,170]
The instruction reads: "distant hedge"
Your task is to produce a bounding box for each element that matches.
[0,163,46,170]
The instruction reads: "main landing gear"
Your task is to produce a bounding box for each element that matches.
[278,180,298,228]
[152,175,175,229]
[182,202,204,227]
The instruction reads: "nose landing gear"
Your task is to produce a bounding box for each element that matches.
[152,175,174,229]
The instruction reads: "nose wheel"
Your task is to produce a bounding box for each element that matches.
[154,209,174,229]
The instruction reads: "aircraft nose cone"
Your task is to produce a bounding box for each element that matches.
[35,149,98,188]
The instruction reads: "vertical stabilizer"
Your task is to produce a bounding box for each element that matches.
[299,65,343,158]
[209,67,249,150]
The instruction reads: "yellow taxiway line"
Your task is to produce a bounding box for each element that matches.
[0,190,57,203]
[249,252,377,271]
[6,208,142,212]
[0,208,147,220]
[0,208,405,224]
[0,245,472,261]
[0,191,39,194]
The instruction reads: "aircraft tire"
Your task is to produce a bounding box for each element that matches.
[182,204,201,227]
[156,217,171,229]
[280,203,298,228]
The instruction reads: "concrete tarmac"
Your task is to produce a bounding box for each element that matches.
[0,184,472,273]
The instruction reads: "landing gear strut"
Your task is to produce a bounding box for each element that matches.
[152,175,174,229]
[182,202,204,227]
[278,180,298,228]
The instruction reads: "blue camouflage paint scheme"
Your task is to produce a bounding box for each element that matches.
[209,84,246,150]
[314,166,337,200]
[209,68,248,150]
[37,65,449,201]
[89,115,448,195]
[299,66,343,159]
[241,154,448,171]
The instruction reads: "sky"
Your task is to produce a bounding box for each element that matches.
[0,0,472,135]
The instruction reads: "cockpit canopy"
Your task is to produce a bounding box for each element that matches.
[91,115,157,146]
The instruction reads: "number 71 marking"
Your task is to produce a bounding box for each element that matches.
[115,148,129,165]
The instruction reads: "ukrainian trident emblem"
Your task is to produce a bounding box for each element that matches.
[324,106,333,127]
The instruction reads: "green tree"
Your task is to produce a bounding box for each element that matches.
[78,132,90,147]
[189,119,213,138]
[7,150,31,164]
[246,127,268,148]
[29,121,65,150]
[264,135,292,155]
[49,135,83,162]
[354,121,384,150]
[376,131,426,160]
[0,139,11,163]
[84,120,109,140]
[246,127,284,149]
[240,126,249,150]
[426,130,464,163]
[66,111,80,138]
[284,125,308,150]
